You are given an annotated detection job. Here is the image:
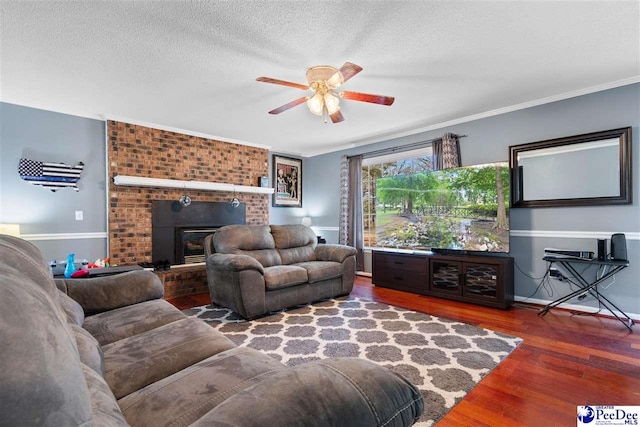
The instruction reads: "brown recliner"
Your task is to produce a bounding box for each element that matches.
[204,224,357,319]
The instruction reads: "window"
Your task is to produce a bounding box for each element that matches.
[362,147,433,248]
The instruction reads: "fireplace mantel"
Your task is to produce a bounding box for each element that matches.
[113,175,274,194]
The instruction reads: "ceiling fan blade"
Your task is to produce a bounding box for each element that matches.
[256,77,309,90]
[339,91,395,106]
[268,97,308,115]
[327,62,363,88]
[330,110,345,123]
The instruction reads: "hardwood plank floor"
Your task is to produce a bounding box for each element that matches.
[167,276,640,426]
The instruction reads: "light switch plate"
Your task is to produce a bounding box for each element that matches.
[75,211,83,221]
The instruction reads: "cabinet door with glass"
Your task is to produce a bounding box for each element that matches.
[429,260,462,296]
[462,263,500,302]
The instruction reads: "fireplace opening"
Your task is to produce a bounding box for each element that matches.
[176,228,218,264]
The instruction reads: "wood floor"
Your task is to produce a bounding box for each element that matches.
[167,276,640,427]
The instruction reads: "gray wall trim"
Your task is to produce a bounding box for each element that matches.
[515,296,640,321]
[511,230,640,240]
[21,232,108,241]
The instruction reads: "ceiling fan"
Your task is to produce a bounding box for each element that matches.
[256,62,394,123]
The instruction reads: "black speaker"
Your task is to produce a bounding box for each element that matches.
[610,233,627,261]
[597,239,607,261]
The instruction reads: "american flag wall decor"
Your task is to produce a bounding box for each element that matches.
[18,158,84,192]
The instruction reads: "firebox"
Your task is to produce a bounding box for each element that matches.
[151,201,246,266]
[176,227,219,264]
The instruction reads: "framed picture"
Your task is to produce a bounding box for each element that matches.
[272,155,302,207]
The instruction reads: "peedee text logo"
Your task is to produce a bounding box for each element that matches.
[578,406,640,426]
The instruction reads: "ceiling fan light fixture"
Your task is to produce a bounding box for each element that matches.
[307,93,324,116]
[258,62,394,123]
[324,93,340,114]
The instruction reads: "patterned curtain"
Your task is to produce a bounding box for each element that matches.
[433,133,461,170]
[338,155,364,271]
[338,155,349,245]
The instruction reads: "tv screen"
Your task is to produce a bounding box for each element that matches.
[374,162,510,253]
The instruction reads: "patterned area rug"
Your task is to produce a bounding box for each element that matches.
[184,296,522,426]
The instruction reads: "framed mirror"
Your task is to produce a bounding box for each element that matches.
[510,127,632,208]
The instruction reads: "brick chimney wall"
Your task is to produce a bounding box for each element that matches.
[107,121,269,265]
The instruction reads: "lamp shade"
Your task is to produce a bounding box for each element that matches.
[301,217,312,227]
[324,93,340,114]
[0,224,21,237]
[306,93,324,116]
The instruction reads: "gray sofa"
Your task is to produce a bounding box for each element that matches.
[205,224,357,319]
[0,234,424,427]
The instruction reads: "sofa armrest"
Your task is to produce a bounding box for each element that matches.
[58,270,164,314]
[206,253,265,274]
[193,358,423,427]
[315,244,357,263]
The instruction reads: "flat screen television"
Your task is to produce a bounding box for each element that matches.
[373,161,510,253]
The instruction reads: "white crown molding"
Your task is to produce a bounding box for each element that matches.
[304,76,640,157]
[3,76,638,158]
[102,114,271,151]
[0,99,271,151]
[0,98,105,121]
[21,232,108,241]
[510,230,640,240]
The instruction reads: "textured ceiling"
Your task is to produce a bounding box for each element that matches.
[1,1,639,157]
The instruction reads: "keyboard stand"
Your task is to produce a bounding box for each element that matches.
[539,256,634,332]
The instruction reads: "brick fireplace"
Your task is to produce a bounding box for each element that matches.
[107,121,270,298]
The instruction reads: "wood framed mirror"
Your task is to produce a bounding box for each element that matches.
[510,127,632,208]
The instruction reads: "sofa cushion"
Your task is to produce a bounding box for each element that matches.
[190,358,424,427]
[81,364,129,427]
[118,347,286,427]
[72,324,105,377]
[83,298,187,346]
[263,265,308,290]
[0,235,59,301]
[58,289,85,326]
[65,270,164,315]
[0,263,93,427]
[294,261,343,284]
[213,225,282,267]
[103,317,236,399]
[271,224,317,264]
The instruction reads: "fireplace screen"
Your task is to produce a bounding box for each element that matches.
[176,228,218,264]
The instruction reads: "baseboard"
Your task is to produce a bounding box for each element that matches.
[514,295,640,321]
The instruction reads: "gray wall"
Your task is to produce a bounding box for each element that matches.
[303,83,640,316]
[0,102,107,262]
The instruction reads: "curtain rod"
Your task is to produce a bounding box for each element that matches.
[348,135,467,160]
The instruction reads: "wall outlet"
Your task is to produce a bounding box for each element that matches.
[75,210,83,221]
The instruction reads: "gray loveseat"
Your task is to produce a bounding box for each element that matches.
[205,224,357,319]
[0,234,423,427]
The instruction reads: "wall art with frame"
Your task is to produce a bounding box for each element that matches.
[272,154,302,207]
